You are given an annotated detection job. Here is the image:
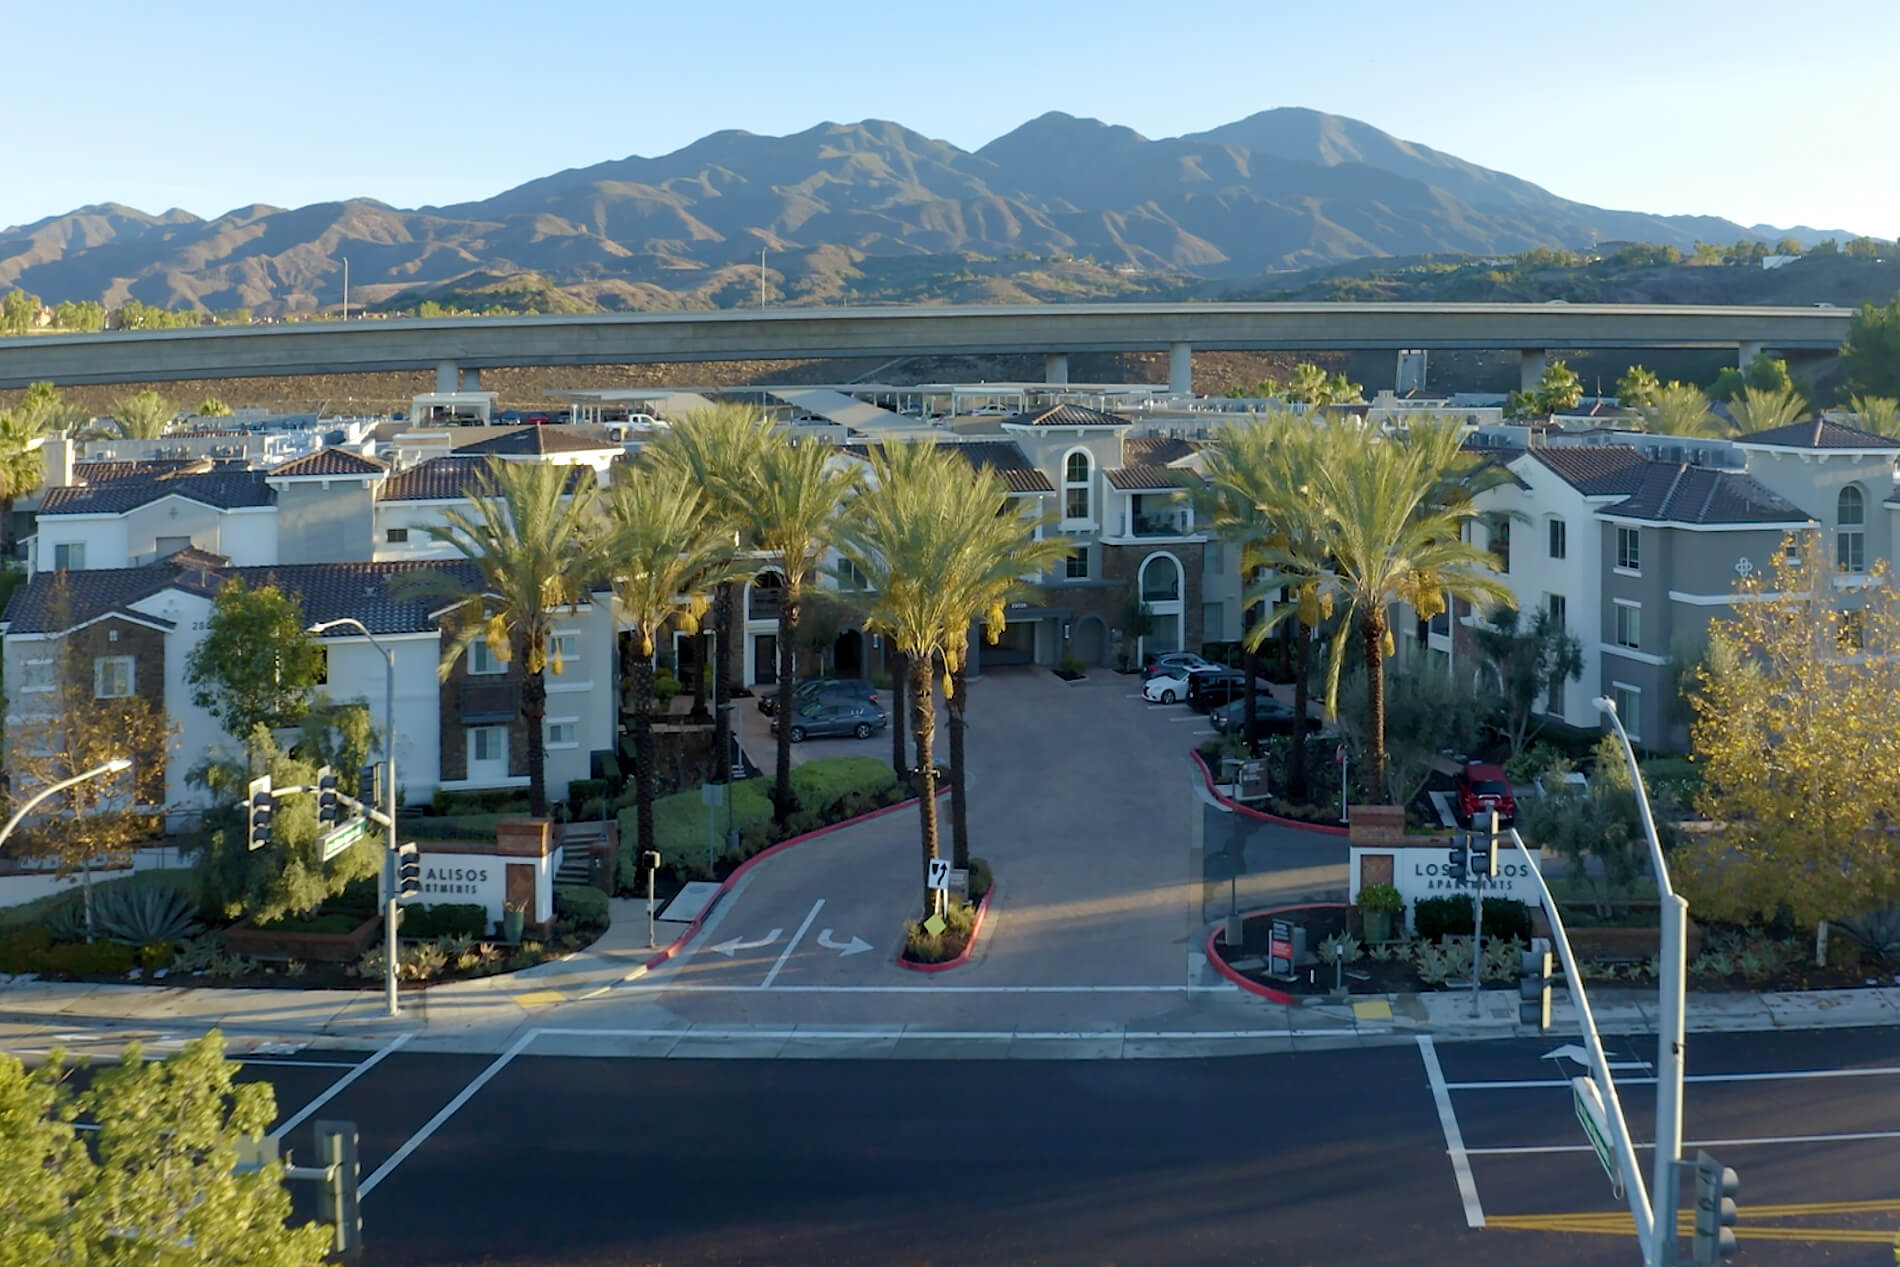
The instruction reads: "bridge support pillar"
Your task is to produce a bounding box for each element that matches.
[435,360,460,393]
[460,368,481,391]
[1738,341,1764,367]
[1518,348,1547,392]
[1168,341,1193,397]
[1044,353,1070,385]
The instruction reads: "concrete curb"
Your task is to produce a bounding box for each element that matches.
[897,885,995,974]
[1203,902,1351,1005]
[1189,748,1349,836]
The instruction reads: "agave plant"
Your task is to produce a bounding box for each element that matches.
[1838,909,1900,963]
[45,897,88,944]
[93,883,203,947]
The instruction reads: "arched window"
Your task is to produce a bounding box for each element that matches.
[1063,450,1091,522]
[748,570,784,620]
[1837,485,1866,573]
[1140,553,1182,602]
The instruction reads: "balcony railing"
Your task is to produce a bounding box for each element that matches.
[460,680,517,724]
[1130,510,1192,537]
[748,590,784,621]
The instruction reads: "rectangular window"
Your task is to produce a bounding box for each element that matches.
[550,632,579,666]
[18,658,54,692]
[836,557,869,590]
[386,527,409,544]
[1065,487,1089,521]
[468,640,506,675]
[1548,518,1567,560]
[1837,528,1866,574]
[1616,526,1641,573]
[546,718,578,748]
[471,726,506,763]
[1546,593,1567,631]
[53,542,85,571]
[1612,684,1642,741]
[1490,518,1510,573]
[155,535,192,558]
[1066,548,1089,579]
[1203,542,1223,575]
[1614,601,1641,650]
[93,655,134,699]
[1201,603,1224,640]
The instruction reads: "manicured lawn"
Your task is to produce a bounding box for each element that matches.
[618,757,900,858]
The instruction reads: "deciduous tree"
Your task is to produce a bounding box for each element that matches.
[1473,605,1583,755]
[1614,365,1663,410]
[185,579,328,745]
[1843,292,1900,400]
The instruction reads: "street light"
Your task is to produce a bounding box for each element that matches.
[0,757,133,849]
[1595,694,1688,1267]
[309,618,400,1018]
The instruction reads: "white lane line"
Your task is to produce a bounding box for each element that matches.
[1419,1035,1485,1229]
[269,1033,412,1141]
[645,983,1239,994]
[534,1026,1358,1041]
[239,1058,361,1069]
[761,899,824,989]
[1168,714,1206,722]
[360,1028,538,1198]
[1467,1128,1900,1157]
[1447,1065,1900,1092]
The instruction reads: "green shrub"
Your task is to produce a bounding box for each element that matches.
[791,757,898,812]
[554,885,610,931]
[29,940,137,977]
[567,778,611,805]
[966,856,994,902]
[333,874,380,914]
[784,809,824,838]
[1481,898,1532,943]
[903,901,978,964]
[400,904,487,940]
[739,819,776,855]
[838,789,876,819]
[1058,655,1086,677]
[432,788,531,816]
[1413,896,1473,941]
[140,941,175,972]
[654,671,682,702]
[254,912,363,936]
[93,882,202,946]
[0,925,54,973]
[1357,883,1403,915]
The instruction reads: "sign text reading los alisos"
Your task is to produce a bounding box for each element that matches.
[1409,851,1541,901]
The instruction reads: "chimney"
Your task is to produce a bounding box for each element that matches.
[41,436,75,488]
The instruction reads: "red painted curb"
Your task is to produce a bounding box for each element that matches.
[1190,748,1350,836]
[1204,901,1352,1005]
[897,884,994,973]
[639,785,950,972]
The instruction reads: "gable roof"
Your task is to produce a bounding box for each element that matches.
[268,449,389,478]
[38,470,273,516]
[943,442,1054,494]
[2,557,486,636]
[999,403,1128,428]
[1734,418,1900,451]
[378,455,594,502]
[1121,435,1196,466]
[452,426,619,457]
[1104,464,1197,491]
[1605,464,1812,527]
[1525,445,1652,496]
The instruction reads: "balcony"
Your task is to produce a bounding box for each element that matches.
[1109,493,1193,540]
[460,680,517,724]
[748,589,784,621]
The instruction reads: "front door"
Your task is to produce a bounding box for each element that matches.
[467,725,509,784]
[754,634,779,686]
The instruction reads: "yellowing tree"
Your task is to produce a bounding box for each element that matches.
[1685,539,1900,962]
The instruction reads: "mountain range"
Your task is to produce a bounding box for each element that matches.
[0,108,1850,317]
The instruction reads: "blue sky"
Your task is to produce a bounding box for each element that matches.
[9,0,1895,236]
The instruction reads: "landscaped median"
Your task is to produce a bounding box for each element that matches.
[900,857,994,970]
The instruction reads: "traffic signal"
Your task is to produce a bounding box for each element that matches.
[316,766,340,825]
[1693,1149,1740,1262]
[1446,846,1472,880]
[395,842,422,903]
[246,775,274,851]
[1474,810,1501,878]
[1519,948,1553,1030]
[641,850,661,874]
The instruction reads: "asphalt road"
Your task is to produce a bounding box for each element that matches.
[221,1026,1900,1266]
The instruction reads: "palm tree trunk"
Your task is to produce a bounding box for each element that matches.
[773,588,800,823]
[0,494,13,560]
[711,583,733,784]
[888,649,908,777]
[1241,644,1260,757]
[690,628,709,721]
[1289,617,1312,800]
[949,655,970,871]
[630,657,659,866]
[908,650,940,914]
[523,660,550,819]
[1362,610,1388,803]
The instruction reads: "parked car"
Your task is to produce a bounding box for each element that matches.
[1454,761,1517,827]
[1143,671,1193,703]
[1143,651,1223,681]
[757,676,878,717]
[769,697,889,742]
[1186,668,1258,711]
[1209,696,1319,737]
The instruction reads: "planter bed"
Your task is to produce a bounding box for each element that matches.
[225,911,382,963]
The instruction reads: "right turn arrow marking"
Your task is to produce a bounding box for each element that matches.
[816,929,872,956]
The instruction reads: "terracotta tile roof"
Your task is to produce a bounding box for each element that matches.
[379,456,593,502]
[1607,465,1812,526]
[1735,418,1900,450]
[1526,445,1652,496]
[1103,464,1198,491]
[2,558,486,636]
[999,403,1128,428]
[71,459,214,485]
[1122,435,1196,465]
[38,470,273,516]
[944,442,1053,494]
[268,449,388,478]
[452,426,619,456]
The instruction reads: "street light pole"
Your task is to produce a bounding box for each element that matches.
[1596,696,1686,1267]
[311,618,400,1018]
[0,758,133,849]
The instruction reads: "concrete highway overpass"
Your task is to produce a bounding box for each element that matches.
[0,302,1854,394]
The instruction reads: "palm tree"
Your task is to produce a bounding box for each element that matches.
[838,441,1006,911]
[1640,382,1730,439]
[0,410,46,560]
[1727,385,1810,434]
[640,405,775,782]
[1284,419,1515,796]
[604,466,747,873]
[421,458,603,817]
[1849,395,1900,439]
[715,431,859,824]
[111,389,175,439]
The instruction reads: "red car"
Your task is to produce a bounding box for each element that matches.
[1454,761,1516,828]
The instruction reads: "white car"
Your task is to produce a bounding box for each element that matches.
[1144,651,1222,680]
[1144,671,1192,704]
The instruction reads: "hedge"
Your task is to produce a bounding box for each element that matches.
[399,904,488,940]
[0,928,136,977]
[554,885,611,931]
[1413,895,1532,943]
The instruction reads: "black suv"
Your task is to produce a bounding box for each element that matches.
[757,676,878,717]
[1186,668,1254,712]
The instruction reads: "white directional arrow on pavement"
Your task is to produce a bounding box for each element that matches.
[709,929,782,956]
[1543,1043,1651,1071]
[816,929,872,956]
